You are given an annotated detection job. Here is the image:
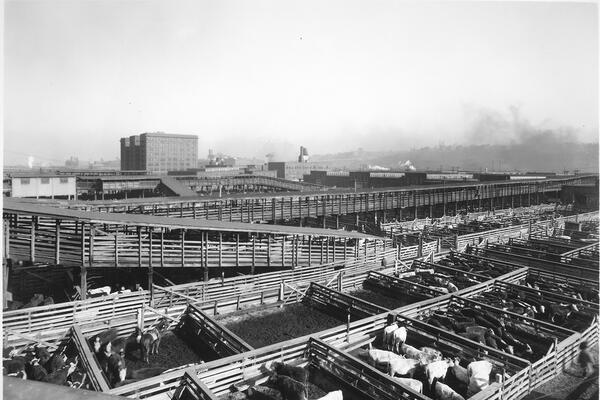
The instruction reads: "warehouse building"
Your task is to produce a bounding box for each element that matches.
[120,132,198,174]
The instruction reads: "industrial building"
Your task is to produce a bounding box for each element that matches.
[3,174,77,199]
[120,132,198,174]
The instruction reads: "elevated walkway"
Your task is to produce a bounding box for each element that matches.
[160,176,197,196]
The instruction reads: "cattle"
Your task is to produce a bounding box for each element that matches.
[89,328,119,354]
[392,377,423,393]
[467,360,493,396]
[23,294,45,309]
[316,390,343,400]
[264,361,308,385]
[246,385,282,400]
[424,359,453,390]
[3,358,27,379]
[111,328,143,359]
[26,357,48,381]
[34,346,51,366]
[449,358,468,384]
[268,373,307,400]
[434,379,466,400]
[391,327,407,353]
[105,352,127,386]
[42,357,78,385]
[446,282,459,293]
[46,352,67,373]
[141,319,169,363]
[42,296,54,306]
[399,343,423,360]
[420,347,443,361]
[383,323,399,351]
[88,286,112,297]
[361,344,405,368]
[388,357,421,378]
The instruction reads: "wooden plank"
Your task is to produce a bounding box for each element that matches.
[71,325,111,392]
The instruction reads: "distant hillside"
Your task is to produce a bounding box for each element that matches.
[311,142,599,173]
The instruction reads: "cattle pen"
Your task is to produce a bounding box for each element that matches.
[2,193,598,400]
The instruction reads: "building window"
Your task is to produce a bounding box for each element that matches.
[41,178,50,184]
[20,178,30,184]
[60,177,69,183]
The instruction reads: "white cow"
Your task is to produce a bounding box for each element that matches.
[467,360,493,396]
[388,358,421,378]
[383,323,399,350]
[364,344,404,367]
[424,359,454,390]
[399,343,423,360]
[391,327,407,353]
[316,390,343,400]
[392,377,423,393]
[434,380,466,400]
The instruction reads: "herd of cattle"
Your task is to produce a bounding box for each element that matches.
[355,320,502,400]
[88,318,171,387]
[2,344,86,388]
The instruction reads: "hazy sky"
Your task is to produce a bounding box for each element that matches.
[4,0,598,165]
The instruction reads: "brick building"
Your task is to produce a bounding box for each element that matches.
[120,132,198,174]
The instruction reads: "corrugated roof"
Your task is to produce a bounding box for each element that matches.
[3,198,377,239]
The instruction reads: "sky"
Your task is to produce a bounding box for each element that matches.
[3,0,598,165]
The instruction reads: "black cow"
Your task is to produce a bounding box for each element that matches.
[268,373,307,400]
[265,361,308,385]
[42,357,78,385]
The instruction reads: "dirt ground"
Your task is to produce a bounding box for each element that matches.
[216,303,342,348]
[523,345,599,400]
[122,331,205,373]
[346,288,417,310]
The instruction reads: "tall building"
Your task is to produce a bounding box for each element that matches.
[120,132,198,174]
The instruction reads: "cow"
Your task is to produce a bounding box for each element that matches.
[27,357,48,381]
[46,352,67,373]
[467,360,493,396]
[141,319,169,364]
[383,323,399,351]
[268,373,307,400]
[391,327,407,353]
[392,377,423,393]
[449,358,468,384]
[105,352,127,386]
[434,379,466,400]
[424,359,454,390]
[264,361,308,385]
[111,328,143,360]
[88,286,112,297]
[42,357,78,385]
[89,328,118,354]
[399,343,423,360]
[23,294,45,309]
[34,346,51,366]
[361,343,405,368]
[316,390,343,400]
[388,357,421,378]
[3,358,27,379]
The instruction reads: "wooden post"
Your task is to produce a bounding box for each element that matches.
[218,232,223,267]
[251,235,256,274]
[80,219,88,303]
[3,220,10,260]
[30,216,36,262]
[268,235,271,268]
[54,219,61,265]
[308,235,312,265]
[418,233,423,257]
[236,233,240,266]
[89,224,95,268]
[160,229,165,268]
[136,226,142,268]
[181,229,186,267]
[282,236,286,268]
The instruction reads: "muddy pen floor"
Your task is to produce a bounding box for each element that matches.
[346,287,421,310]
[216,303,342,348]
[122,331,206,373]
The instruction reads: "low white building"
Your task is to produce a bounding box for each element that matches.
[7,174,77,199]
